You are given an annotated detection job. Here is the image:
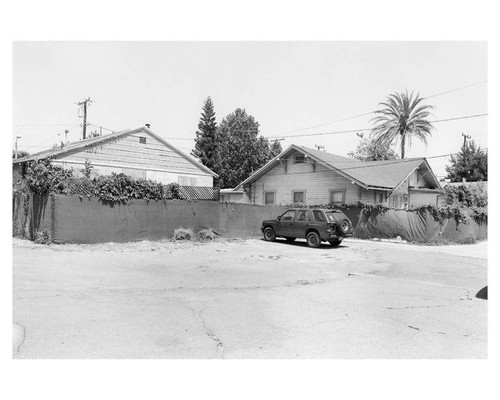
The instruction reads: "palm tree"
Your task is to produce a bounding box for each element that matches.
[371,91,434,159]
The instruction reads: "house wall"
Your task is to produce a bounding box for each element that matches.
[240,155,441,208]
[53,131,213,187]
[409,190,441,207]
[220,192,244,203]
[247,152,370,205]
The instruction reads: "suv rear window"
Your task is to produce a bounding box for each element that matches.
[324,211,338,223]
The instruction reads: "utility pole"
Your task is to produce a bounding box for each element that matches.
[78,98,91,140]
[15,136,21,159]
[462,132,471,150]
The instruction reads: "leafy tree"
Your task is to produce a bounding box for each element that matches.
[371,91,434,159]
[269,140,283,159]
[347,136,398,161]
[214,108,281,188]
[191,97,217,171]
[445,140,487,182]
[12,150,30,159]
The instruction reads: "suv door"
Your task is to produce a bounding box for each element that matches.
[294,210,312,238]
[276,210,296,237]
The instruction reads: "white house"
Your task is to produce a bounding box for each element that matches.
[13,125,218,187]
[220,145,443,209]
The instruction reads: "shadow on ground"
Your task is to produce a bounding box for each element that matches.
[260,238,348,249]
[476,286,488,300]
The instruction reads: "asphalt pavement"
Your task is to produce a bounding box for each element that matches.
[12,237,487,358]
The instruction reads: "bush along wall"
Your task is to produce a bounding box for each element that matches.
[12,159,184,242]
[282,194,487,244]
[14,158,183,203]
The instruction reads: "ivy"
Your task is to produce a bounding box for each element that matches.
[14,159,183,203]
[281,200,486,226]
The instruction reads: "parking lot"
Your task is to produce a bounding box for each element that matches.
[13,237,487,358]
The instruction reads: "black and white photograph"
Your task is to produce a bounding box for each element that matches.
[3,1,498,399]
[12,40,488,359]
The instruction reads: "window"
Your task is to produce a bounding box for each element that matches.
[294,154,305,164]
[293,191,305,203]
[375,191,385,204]
[324,211,337,223]
[139,136,147,144]
[329,189,345,204]
[389,194,408,210]
[313,210,325,222]
[280,210,295,221]
[264,191,275,205]
[297,210,311,221]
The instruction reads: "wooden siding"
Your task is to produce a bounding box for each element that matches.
[409,190,440,207]
[250,152,363,205]
[52,131,213,186]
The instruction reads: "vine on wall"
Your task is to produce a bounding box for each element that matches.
[13,159,182,202]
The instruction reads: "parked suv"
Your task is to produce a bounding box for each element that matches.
[261,208,354,248]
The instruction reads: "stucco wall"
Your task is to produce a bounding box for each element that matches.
[13,194,486,244]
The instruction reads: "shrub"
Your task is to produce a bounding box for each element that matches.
[197,228,216,241]
[173,228,194,241]
[16,160,185,203]
[444,184,487,208]
[34,228,51,244]
[23,158,74,195]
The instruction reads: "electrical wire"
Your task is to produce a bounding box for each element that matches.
[13,123,77,127]
[267,113,488,139]
[272,80,487,136]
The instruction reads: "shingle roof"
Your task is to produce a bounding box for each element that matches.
[13,129,131,163]
[297,146,426,189]
[13,126,218,177]
[240,144,440,190]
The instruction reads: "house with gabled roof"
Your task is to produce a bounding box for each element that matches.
[13,125,218,187]
[220,144,443,209]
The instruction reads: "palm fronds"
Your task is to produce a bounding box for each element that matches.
[370,91,434,158]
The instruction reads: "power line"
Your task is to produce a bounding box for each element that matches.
[423,80,487,100]
[87,123,116,133]
[268,113,488,139]
[13,123,77,127]
[273,80,487,136]
[430,113,487,124]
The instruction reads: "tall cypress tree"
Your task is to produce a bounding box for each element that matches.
[192,97,217,171]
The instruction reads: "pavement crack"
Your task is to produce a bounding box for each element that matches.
[194,308,224,359]
[387,304,450,310]
[13,322,26,356]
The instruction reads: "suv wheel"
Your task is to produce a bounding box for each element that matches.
[306,231,321,248]
[263,227,276,242]
[340,219,350,234]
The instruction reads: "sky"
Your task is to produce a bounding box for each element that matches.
[13,42,487,177]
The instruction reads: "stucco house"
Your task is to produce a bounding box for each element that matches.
[13,125,218,187]
[220,145,443,209]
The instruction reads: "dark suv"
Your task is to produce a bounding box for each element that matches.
[261,208,354,248]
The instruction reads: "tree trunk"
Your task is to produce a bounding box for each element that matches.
[400,131,406,159]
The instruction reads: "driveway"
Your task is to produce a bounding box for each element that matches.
[12,237,487,358]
